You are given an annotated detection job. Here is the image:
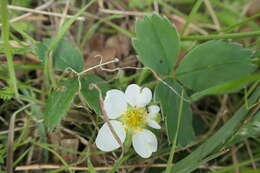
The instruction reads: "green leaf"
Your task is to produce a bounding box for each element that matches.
[210,158,260,173]
[133,14,180,75]
[80,75,110,114]
[191,73,260,101]
[170,85,260,173]
[12,21,34,32]
[52,39,84,72]
[0,87,14,100]
[31,104,48,160]
[35,38,84,72]
[155,78,195,146]
[176,40,256,91]
[44,78,79,130]
[34,39,50,62]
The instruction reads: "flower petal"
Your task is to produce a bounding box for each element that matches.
[95,120,126,152]
[148,105,160,115]
[136,88,152,108]
[104,89,127,119]
[125,84,152,108]
[146,119,161,129]
[132,129,158,158]
[125,84,141,107]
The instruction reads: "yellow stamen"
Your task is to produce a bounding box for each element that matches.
[120,108,148,134]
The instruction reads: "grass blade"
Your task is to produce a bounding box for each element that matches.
[171,85,260,173]
[1,0,18,97]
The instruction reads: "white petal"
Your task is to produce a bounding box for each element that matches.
[146,119,161,129]
[148,105,160,115]
[132,129,158,158]
[125,84,152,108]
[95,120,126,152]
[136,88,152,108]
[125,84,141,107]
[104,89,127,119]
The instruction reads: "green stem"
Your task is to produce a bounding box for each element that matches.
[165,90,184,173]
[118,72,141,84]
[181,0,204,36]
[181,30,260,40]
[108,153,133,173]
[136,69,150,85]
[1,0,19,97]
[221,12,260,33]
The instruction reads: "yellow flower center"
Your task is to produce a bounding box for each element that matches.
[120,108,148,132]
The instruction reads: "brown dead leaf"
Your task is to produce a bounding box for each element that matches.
[84,48,116,72]
[60,138,79,163]
[89,34,105,52]
[88,144,105,166]
[105,34,131,57]
[168,15,184,33]
[84,33,131,74]
[48,131,62,164]
[247,0,260,23]
[48,131,79,164]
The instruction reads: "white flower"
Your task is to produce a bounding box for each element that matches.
[95,84,161,158]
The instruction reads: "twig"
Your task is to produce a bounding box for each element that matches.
[7,5,84,21]
[78,57,119,76]
[15,163,224,171]
[99,8,148,16]
[168,15,208,35]
[182,0,204,36]
[59,0,71,27]
[60,126,89,145]
[99,97,125,157]
[231,146,240,173]
[7,103,33,173]
[98,0,104,9]
[153,0,159,14]
[204,0,220,30]
[91,84,125,158]
[0,125,35,135]
[198,23,219,30]
[99,8,208,35]
[244,140,257,169]
[0,0,54,27]
[241,1,254,16]
[0,116,8,126]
